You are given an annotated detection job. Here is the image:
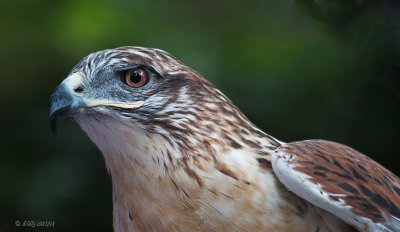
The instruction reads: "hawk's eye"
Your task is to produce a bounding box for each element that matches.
[124,68,148,88]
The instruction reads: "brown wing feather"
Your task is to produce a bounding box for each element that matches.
[276,140,400,226]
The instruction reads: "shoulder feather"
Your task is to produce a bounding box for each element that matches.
[271,140,400,232]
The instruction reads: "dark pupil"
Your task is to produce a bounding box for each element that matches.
[130,71,142,83]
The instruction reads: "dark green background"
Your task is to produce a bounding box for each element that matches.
[1,0,399,231]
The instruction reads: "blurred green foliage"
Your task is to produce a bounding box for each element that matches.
[0,0,399,231]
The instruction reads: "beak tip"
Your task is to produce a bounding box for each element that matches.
[49,83,74,134]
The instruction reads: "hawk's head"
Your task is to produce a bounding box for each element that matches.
[50,47,220,132]
[50,47,277,166]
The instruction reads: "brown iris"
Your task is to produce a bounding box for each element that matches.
[125,68,148,88]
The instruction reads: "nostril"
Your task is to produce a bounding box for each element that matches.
[74,86,84,93]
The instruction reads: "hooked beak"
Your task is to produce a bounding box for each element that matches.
[49,72,87,134]
[49,72,144,134]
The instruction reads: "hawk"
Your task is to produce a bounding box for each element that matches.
[49,47,400,232]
